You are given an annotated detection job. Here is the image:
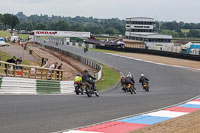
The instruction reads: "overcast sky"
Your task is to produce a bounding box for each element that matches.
[1,0,200,22]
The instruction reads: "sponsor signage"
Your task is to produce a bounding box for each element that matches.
[33,30,90,38]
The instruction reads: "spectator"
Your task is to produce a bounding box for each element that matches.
[6,56,16,64]
[5,56,16,74]
[16,57,22,70]
[41,57,45,66]
[16,57,22,64]
[49,62,58,69]
[57,63,63,70]
[49,62,58,79]
[57,63,63,80]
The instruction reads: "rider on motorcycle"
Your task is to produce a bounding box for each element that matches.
[125,72,135,86]
[82,70,96,91]
[139,74,149,85]
[74,74,82,83]
[121,76,126,85]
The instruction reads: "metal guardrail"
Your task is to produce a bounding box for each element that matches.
[34,38,102,81]
[43,45,102,80]
[0,61,63,80]
[96,46,200,61]
[25,45,48,67]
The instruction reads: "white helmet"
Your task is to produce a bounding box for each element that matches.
[127,72,132,77]
[141,74,144,77]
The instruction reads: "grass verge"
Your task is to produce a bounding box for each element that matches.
[36,80,61,94]
[96,64,120,91]
[0,50,38,65]
[0,31,11,38]
[89,48,120,53]
[17,34,29,40]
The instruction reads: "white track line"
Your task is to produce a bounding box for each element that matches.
[105,53,200,71]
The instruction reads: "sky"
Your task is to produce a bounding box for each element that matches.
[1,0,200,23]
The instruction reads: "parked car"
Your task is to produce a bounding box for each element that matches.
[0,37,10,47]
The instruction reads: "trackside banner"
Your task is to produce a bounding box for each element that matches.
[33,30,90,38]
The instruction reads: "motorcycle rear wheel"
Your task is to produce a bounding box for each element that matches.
[85,87,92,97]
[75,86,80,95]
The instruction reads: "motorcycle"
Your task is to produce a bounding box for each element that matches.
[127,83,136,94]
[143,81,149,92]
[82,82,100,97]
[74,81,83,95]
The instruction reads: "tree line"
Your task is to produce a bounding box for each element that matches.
[160,21,200,38]
[0,13,19,31]
[0,12,200,38]
[14,12,125,35]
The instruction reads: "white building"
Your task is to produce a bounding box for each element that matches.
[125,17,174,49]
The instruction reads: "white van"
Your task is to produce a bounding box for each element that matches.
[11,36,19,42]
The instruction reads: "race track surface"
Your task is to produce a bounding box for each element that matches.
[0,42,200,133]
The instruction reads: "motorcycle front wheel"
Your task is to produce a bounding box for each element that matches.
[94,90,100,97]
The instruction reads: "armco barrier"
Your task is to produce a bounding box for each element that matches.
[44,45,102,81]
[96,46,200,61]
[26,44,48,67]
[49,37,95,48]
[35,40,102,81]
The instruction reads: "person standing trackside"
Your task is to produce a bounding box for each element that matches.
[49,62,58,79]
[5,56,16,74]
[49,62,58,70]
[57,63,63,80]
[16,57,22,70]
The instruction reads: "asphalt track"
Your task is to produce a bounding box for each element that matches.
[0,42,200,133]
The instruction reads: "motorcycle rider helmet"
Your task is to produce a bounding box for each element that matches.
[141,74,144,77]
[127,72,132,78]
[84,70,88,73]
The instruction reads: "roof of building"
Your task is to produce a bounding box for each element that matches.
[123,39,144,43]
[126,32,172,39]
[174,40,190,45]
[126,17,155,22]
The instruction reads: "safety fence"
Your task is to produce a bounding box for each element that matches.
[46,37,200,61]
[49,37,96,48]
[34,38,102,81]
[26,45,48,67]
[18,42,48,67]
[96,46,200,61]
[0,61,63,80]
[43,44,102,81]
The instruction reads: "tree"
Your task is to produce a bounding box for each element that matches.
[188,29,200,38]
[105,27,118,35]
[35,23,47,30]
[0,14,3,30]
[16,22,33,31]
[16,12,27,19]
[9,15,19,30]
[2,13,19,30]
[54,21,69,31]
